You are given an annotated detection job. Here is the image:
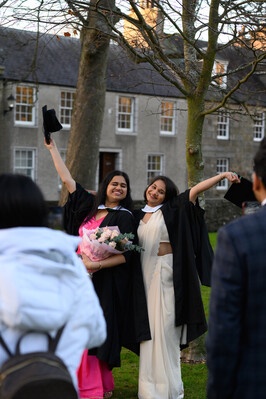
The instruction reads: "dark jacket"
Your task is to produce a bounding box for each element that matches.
[207,205,266,399]
[63,183,151,368]
[134,190,213,345]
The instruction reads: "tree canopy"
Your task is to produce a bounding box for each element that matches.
[1,0,265,189]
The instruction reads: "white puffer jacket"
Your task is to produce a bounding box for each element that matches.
[0,227,106,389]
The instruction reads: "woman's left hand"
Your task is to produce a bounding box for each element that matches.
[81,253,102,273]
[223,171,241,183]
[189,171,241,203]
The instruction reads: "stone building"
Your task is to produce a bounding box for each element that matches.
[0,25,265,231]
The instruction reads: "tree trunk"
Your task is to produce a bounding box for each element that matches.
[181,334,207,363]
[186,96,205,188]
[60,0,116,204]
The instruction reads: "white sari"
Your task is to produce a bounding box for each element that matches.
[137,210,184,399]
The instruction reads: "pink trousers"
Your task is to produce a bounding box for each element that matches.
[77,350,114,399]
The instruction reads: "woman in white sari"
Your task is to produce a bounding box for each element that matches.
[134,172,239,399]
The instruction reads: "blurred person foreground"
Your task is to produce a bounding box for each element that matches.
[0,173,106,398]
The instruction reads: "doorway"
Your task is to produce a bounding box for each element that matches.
[99,152,119,184]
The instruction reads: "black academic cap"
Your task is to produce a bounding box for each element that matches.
[42,105,63,144]
[224,176,257,208]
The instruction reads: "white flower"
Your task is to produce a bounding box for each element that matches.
[110,230,119,239]
[79,225,144,262]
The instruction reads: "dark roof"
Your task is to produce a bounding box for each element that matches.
[106,43,180,97]
[215,45,266,107]
[0,27,80,86]
[0,26,265,105]
[0,26,181,97]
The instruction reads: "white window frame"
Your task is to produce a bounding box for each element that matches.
[160,100,176,136]
[217,110,229,139]
[14,85,36,126]
[13,148,36,180]
[216,158,229,190]
[253,112,265,142]
[212,60,228,88]
[147,154,164,184]
[116,95,136,134]
[60,90,75,128]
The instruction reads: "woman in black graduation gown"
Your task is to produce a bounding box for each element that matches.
[134,172,240,399]
[45,139,150,399]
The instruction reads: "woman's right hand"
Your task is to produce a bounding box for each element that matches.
[44,137,56,150]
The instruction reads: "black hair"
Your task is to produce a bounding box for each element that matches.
[253,137,266,187]
[144,175,179,203]
[85,170,133,221]
[0,174,48,229]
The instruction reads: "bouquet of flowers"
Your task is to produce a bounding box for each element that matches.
[79,225,144,261]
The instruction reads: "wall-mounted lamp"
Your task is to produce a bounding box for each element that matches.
[3,94,15,115]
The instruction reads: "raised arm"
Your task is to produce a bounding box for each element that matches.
[44,138,76,194]
[189,172,240,204]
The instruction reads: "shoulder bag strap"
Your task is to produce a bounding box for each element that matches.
[0,334,13,357]
[48,324,66,353]
[0,325,66,357]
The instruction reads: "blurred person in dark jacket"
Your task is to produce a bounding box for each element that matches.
[206,137,266,399]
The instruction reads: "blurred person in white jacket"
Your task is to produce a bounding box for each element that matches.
[0,173,106,392]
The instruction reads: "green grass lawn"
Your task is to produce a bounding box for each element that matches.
[112,233,217,399]
[112,348,209,399]
[208,232,218,250]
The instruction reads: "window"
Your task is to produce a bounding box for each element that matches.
[15,86,36,125]
[60,91,75,128]
[253,112,265,141]
[144,0,155,7]
[160,101,175,135]
[147,154,163,184]
[216,158,229,189]
[117,96,135,133]
[213,60,228,88]
[14,149,36,180]
[217,111,229,139]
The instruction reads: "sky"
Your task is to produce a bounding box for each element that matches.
[0,0,207,35]
[0,0,235,43]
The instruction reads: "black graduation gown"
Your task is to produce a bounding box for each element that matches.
[134,190,213,346]
[63,183,151,368]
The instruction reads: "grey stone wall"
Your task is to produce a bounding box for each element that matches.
[205,199,242,232]
[133,199,242,233]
